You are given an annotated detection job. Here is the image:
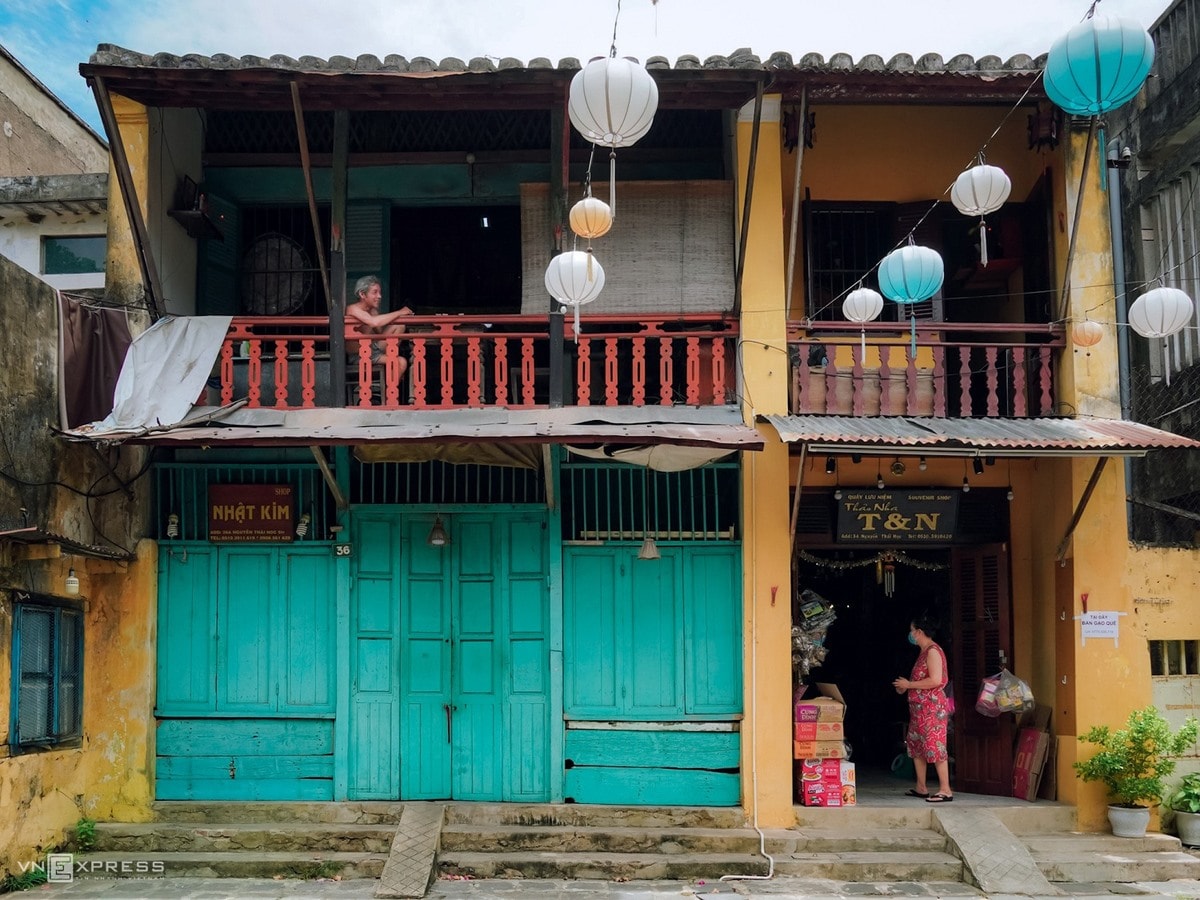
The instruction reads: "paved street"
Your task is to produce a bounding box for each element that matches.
[34,875,1200,900]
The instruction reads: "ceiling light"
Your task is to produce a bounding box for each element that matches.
[427,516,450,547]
[638,537,661,560]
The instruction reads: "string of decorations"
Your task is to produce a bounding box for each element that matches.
[798,549,948,598]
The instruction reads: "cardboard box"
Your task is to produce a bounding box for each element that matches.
[1012,727,1050,801]
[800,759,854,783]
[798,778,856,807]
[793,721,845,742]
[794,683,846,723]
[794,740,848,759]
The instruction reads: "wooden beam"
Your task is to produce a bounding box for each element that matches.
[784,87,808,314]
[1055,456,1109,563]
[290,82,333,313]
[310,446,347,510]
[90,76,166,320]
[733,78,765,317]
[790,443,808,552]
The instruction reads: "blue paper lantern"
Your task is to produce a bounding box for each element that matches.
[878,245,944,305]
[1044,16,1154,116]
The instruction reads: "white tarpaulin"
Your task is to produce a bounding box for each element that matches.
[566,444,735,472]
[85,315,231,434]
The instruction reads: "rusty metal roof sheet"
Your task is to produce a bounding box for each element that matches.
[0,526,134,560]
[63,405,764,451]
[763,415,1200,456]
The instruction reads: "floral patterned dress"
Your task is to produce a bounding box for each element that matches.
[906,642,950,763]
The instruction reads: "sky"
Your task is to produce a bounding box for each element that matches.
[0,0,1175,136]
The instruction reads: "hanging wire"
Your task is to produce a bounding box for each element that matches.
[609,0,622,58]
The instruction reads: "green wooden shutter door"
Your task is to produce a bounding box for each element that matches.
[218,548,274,710]
[157,547,218,713]
[279,548,335,712]
[684,548,742,714]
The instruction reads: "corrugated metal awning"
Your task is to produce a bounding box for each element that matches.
[762,415,1200,457]
[0,526,134,561]
[64,406,764,452]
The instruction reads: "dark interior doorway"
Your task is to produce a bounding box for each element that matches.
[796,549,954,774]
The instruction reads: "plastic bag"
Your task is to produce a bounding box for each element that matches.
[975,668,1035,717]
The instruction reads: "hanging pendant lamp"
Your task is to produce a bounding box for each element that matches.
[1044,15,1155,117]
[1071,318,1105,354]
[1128,286,1194,339]
[951,162,1012,266]
[545,249,606,339]
[878,241,944,356]
[842,286,884,363]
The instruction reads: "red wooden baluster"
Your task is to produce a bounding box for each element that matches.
[576,337,591,406]
[659,338,673,406]
[631,337,646,406]
[852,342,865,416]
[274,340,289,408]
[357,340,373,408]
[494,339,509,406]
[985,347,999,417]
[711,338,727,405]
[932,345,946,417]
[410,339,427,408]
[825,353,839,413]
[958,347,972,417]
[440,338,454,407]
[1011,347,1027,417]
[467,337,482,407]
[604,338,619,406]
[521,339,535,406]
[878,345,891,415]
[1039,347,1054,414]
[300,340,316,408]
[685,337,700,405]
[906,343,919,416]
[795,347,808,413]
[383,339,402,407]
[220,341,234,405]
[247,340,262,408]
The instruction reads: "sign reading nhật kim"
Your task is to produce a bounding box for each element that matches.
[208,484,294,542]
[835,490,959,543]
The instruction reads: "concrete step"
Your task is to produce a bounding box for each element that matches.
[1026,832,1185,854]
[438,850,769,880]
[773,850,964,881]
[440,823,762,854]
[90,822,395,854]
[1031,849,1200,883]
[444,802,746,829]
[795,806,938,829]
[992,805,1078,834]
[769,827,948,853]
[151,801,403,825]
[74,851,386,880]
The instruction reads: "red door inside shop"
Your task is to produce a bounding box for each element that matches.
[951,543,1014,795]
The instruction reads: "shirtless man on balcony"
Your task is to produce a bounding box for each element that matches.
[345,275,413,381]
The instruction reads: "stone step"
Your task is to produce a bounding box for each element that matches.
[90,822,395,854]
[440,822,762,854]
[1031,849,1200,883]
[992,805,1078,835]
[74,851,386,880]
[795,807,938,829]
[773,850,964,882]
[443,802,746,829]
[769,827,948,853]
[438,850,769,880]
[1025,832,1184,854]
[151,801,403,825]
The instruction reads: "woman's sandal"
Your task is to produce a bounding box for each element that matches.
[926,793,954,803]
[904,789,930,798]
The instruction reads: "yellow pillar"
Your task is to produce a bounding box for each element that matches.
[736,94,795,826]
[105,94,151,312]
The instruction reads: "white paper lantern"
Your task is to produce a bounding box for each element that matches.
[545,250,606,337]
[1071,319,1104,349]
[569,195,613,240]
[568,57,659,148]
[951,165,1011,266]
[1128,287,1194,338]
[843,287,884,363]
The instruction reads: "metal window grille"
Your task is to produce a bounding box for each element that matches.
[1151,639,1200,676]
[1139,167,1200,381]
[351,460,545,505]
[13,596,83,749]
[560,461,739,542]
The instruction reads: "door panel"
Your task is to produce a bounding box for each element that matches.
[952,543,1014,796]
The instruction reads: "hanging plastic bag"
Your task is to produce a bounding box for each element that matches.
[975,668,1034,717]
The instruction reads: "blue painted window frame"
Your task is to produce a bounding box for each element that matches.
[9,594,84,753]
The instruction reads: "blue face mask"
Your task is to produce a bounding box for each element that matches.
[907,632,918,645]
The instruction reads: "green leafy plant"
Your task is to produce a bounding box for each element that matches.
[73,817,97,853]
[1,865,48,893]
[1074,706,1200,808]
[1168,772,1200,813]
[294,860,344,880]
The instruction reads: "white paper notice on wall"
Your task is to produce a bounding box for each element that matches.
[1077,611,1126,646]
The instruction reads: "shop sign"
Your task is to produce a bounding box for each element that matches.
[835,490,959,543]
[208,484,294,542]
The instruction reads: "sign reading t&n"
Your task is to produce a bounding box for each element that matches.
[209,484,295,542]
[836,490,959,543]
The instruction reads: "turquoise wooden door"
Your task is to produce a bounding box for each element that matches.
[350,509,549,800]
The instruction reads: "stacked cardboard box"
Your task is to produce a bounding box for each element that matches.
[793,683,855,806]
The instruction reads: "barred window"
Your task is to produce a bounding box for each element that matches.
[12,595,83,751]
[1139,167,1200,380]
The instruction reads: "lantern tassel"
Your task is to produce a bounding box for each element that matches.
[574,304,581,344]
[910,313,917,359]
[979,218,989,267]
[609,150,617,219]
[860,326,866,366]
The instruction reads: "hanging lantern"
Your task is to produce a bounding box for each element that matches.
[1044,16,1155,116]
[545,250,606,339]
[568,57,659,216]
[842,286,884,362]
[1071,318,1104,353]
[569,194,613,240]
[951,163,1011,266]
[878,242,944,356]
[1128,286,1194,338]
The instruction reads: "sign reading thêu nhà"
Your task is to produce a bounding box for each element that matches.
[208,484,294,542]
[835,490,959,543]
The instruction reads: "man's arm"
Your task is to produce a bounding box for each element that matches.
[346,305,413,330]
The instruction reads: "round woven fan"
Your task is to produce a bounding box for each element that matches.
[240,232,313,315]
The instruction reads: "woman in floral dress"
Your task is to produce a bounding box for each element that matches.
[892,614,953,802]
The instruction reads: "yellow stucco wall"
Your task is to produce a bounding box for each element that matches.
[0,542,156,877]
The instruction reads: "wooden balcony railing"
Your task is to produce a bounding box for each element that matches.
[788,321,1067,418]
[214,314,738,411]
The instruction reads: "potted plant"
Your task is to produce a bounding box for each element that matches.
[1074,706,1200,838]
[1167,772,1200,847]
